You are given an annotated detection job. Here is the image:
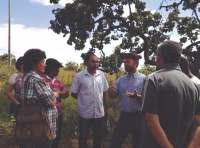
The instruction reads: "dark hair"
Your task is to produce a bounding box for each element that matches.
[122,53,142,61]
[45,58,62,75]
[157,40,182,64]
[81,51,96,64]
[15,56,23,71]
[23,49,46,73]
[180,55,193,78]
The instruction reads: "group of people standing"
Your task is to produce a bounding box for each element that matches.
[6,40,200,148]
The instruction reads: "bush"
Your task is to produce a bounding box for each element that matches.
[61,96,78,139]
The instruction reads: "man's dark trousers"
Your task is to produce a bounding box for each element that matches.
[79,117,106,148]
[110,112,145,148]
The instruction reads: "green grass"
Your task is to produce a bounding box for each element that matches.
[0,112,15,135]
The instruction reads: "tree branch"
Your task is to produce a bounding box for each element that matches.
[192,8,200,25]
[184,40,200,51]
[128,0,132,16]
[94,15,126,24]
[160,0,183,9]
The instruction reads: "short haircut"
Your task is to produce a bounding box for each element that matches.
[23,49,46,73]
[45,58,62,74]
[122,53,142,61]
[157,40,182,64]
[15,56,23,71]
[82,51,96,64]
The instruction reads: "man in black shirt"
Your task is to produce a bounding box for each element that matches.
[143,40,199,148]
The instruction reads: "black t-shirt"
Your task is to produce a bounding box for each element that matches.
[143,65,199,148]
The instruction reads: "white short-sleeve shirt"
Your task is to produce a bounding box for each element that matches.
[8,73,18,85]
[71,69,109,119]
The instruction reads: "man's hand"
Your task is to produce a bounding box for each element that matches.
[59,86,69,98]
[53,91,59,98]
[125,90,142,100]
[15,100,20,105]
[145,113,174,148]
[125,91,134,97]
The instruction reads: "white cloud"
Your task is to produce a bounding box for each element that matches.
[0,23,87,64]
[30,0,73,6]
[0,23,118,65]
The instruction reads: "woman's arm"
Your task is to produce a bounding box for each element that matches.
[7,84,20,104]
[35,79,56,107]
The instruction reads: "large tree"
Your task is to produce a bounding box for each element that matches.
[159,0,200,77]
[49,0,199,76]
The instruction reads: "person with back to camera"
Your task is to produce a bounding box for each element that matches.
[142,40,199,148]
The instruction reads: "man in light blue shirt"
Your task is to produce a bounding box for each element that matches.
[110,53,146,148]
[71,51,109,148]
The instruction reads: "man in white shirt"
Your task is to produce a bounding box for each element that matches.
[71,51,109,148]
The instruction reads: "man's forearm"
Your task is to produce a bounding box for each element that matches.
[145,113,174,148]
[7,86,20,104]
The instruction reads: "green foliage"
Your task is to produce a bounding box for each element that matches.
[0,54,16,135]
[61,96,78,138]
[49,0,200,75]
[159,0,199,48]
[0,112,15,135]
[138,65,156,75]
[59,65,123,86]
[0,55,16,112]
[49,0,168,66]
[159,0,200,77]
[100,46,123,73]
[64,62,80,72]
[58,69,76,86]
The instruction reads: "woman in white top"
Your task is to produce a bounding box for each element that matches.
[180,55,200,84]
[7,56,23,116]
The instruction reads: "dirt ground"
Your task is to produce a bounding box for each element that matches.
[59,138,132,148]
[0,128,132,148]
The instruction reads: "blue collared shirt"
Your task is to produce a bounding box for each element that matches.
[117,72,146,113]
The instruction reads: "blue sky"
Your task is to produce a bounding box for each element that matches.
[0,0,191,64]
[0,0,163,27]
[0,0,59,27]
